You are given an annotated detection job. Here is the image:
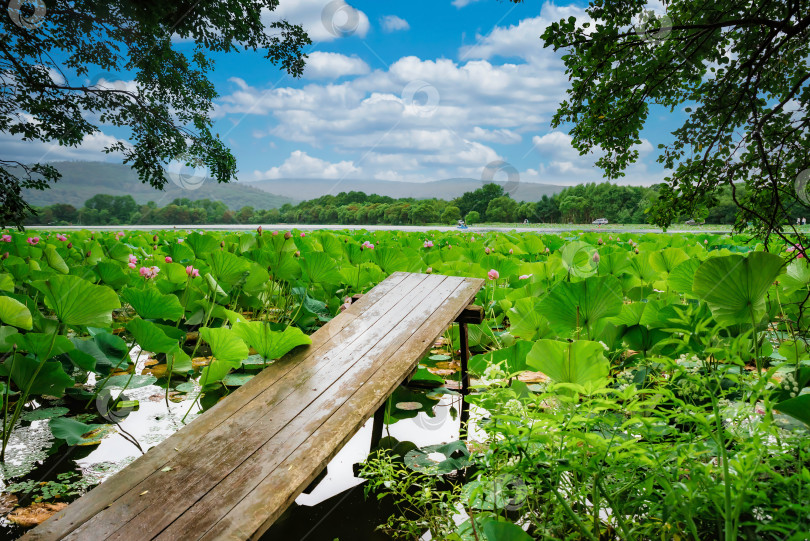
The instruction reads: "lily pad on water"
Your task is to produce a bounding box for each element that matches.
[49,417,115,446]
[429,354,451,361]
[223,373,254,387]
[395,401,423,411]
[174,381,198,393]
[404,441,470,475]
[102,374,157,390]
[21,407,70,421]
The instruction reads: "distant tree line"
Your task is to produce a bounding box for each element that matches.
[25,181,743,226]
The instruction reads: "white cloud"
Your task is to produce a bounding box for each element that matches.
[452,0,483,8]
[0,127,125,164]
[268,0,370,42]
[304,52,369,79]
[218,5,664,185]
[461,5,588,64]
[252,150,360,180]
[380,15,409,32]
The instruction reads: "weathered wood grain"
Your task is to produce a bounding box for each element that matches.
[24,272,484,541]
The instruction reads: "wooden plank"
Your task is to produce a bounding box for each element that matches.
[23,272,415,541]
[455,304,484,324]
[164,276,482,540]
[62,274,452,540]
[200,277,484,539]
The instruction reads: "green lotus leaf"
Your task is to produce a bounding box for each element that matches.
[775,394,810,427]
[49,417,109,446]
[404,441,470,475]
[692,252,784,326]
[32,275,121,327]
[17,332,74,361]
[469,340,534,376]
[95,261,130,289]
[526,339,609,391]
[232,322,312,362]
[184,232,219,257]
[121,287,184,321]
[506,298,552,341]
[208,250,251,284]
[7,356,74,396]
[0,296,32,330]
[482,520,533,541]
[126,317,179,353]
[667,258,701,295]
[300,251,343,285]
[198,327,249,382]
[0,274,13,292]
[44,245,69,274]
[537,275,623,339]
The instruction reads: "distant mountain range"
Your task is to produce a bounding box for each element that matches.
[246,177,567,202]
[19,161,569,209]
[20,162,293,210]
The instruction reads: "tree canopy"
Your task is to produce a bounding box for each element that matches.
[1,0,310,227]
[536,0,810,244]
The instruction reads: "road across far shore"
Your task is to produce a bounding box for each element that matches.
[30,223,735,234]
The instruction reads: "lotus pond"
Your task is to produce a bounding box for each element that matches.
[0,227,808,540]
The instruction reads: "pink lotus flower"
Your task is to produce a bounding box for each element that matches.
[272,230,278,236]
[426,267,433,274]
[128,262,136,269]
[598,238,603,245]
[1,234,11,242]
[185,265,200,278]
[787,246,796,253]
[128,254,138,265]
[423,240,434,248]
[471,236,475,242]
[634,248,639,254]
[592,252,601,264]
[508,248,513,254]
[704,239,708,245]
[361,241,375,250]
[518,274,532,280]
[257,225,263,236]
[165,256,173,263]
[608,235,613,240]
[487,269,499,280]
[56,234,68,241]
[544,247,550,253]
[177,238,184,243]
[300,232,306,237]
[485,247,490,254]
[26,237,39,245]
[139,266,160,279]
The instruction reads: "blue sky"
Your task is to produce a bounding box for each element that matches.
[10,0,679,188]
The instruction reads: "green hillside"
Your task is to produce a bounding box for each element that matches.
[20,161,294,210]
